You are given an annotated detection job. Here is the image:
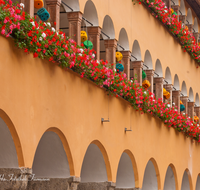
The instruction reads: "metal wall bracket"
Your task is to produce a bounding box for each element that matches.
[125,128,132,132]
[101,118,110,122]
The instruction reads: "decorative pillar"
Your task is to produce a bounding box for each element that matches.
[188,102,195,120]
[46,0,61,30]
[179,15,186,25]
[130,61,143,86]
[172,90,180,113]
[171,5,179,21]
[154,77,164,101]
[194,106,200,123]
[67,12,83,46]
[120,51,131,79]
[186,24,193,33]
[87,26,101,60]
[145,69,154,93]
[193,32,199,43]
[163,84,173,107]
[163,0,171,8]
[104,39,117,68]
[20,0,34,17]
[68,177,80,190]
[180,96,188,115]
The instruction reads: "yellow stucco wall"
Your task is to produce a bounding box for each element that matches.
[1,35,200,189]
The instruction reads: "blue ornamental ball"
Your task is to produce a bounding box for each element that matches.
[180,104,185,112]
[116,63,124,73]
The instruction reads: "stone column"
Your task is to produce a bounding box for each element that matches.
[193,32,199,43]
[188,102,195,120]
[172,90,180,113]
[186,24,193,33]
[130,61,143,86]
[179,15,186,25]
[46,0,61,30]
[68,176,80,190]
[104,39,117,68]
[180,96,188,115]
[0,168,32,190]
[163,84,173,107]
[120,51,131,80]
[20,0,34,17]
[154,77,164,101]
[194,106,200,123]
[171,5,179,21]
[87,26,101,60]
[163,0,171,8]
[145,69,154,93]
[67,12,83,46]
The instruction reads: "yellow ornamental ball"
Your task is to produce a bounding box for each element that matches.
[142,80,151,89]
[116,52,123,62]
[171,8,174,14]
[185,26,188,30]
[34,0,44,9]
[81,31,88,43]
[180,100,183,105]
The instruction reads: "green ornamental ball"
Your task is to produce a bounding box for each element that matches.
[142,70,146,79]
[83,40,93,50]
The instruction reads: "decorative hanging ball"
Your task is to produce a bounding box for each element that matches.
[172,11,177,16]
[142,80,150,89]
[185,26,188,30]
[34,0,44,9]
[171,8,174,14]
[163,88,166,94]
[116,63,124,73]
[116,52,123,62]
[180,104,185,112]
[142,70,146,79]
[37,8,50,22]
[83,40,93,50]
[81,31,88,43]
[180,100,183,105]
[194,116,199,122]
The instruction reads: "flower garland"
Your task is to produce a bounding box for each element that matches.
[0,0,200,141]
[132,0,200,64]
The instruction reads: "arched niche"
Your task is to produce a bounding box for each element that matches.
[173,74,180,90]
[0,117,19,168]
[116,151,138,188]
[61,0,80,12]
[193,18,199,32]
[195,174,200,190]
[181,81,187,96]
[142,159,161,190]
[189,87,194,102]
[165,67,172,84]
[155,59,163,77]
[32,130,71,178]
[195,93,200,106]
[181,170,193,190]
[83,0,99,27]
[131,40,142,61]
[143,50,153,69]
[80,141,111,182]
[163,165,177,190]
[180,0,186,15]
[186,9,192,24]
[102,15,115,40]
[118,28,129,51]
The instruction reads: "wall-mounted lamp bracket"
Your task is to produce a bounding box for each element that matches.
[101,118,110,123]
[125,128,132,132]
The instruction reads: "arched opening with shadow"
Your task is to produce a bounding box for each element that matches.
[181,81,187,96]
[165,67,172,84]
[195,93,200,106]
[193,18,199,33]
[61,0,80,11]
[116,150,139,189]
[83,0,99,27]
[163,164,178,190]
[189,87,194,102]
[131,40,142,61]
[142,158,161,190]
[186,9,192,24]
[195,174,200,190]
[143,50,153,70]
[32,128,74,178]
[155,59,163,77]
[181,169,193,190]
[180,0,186,16]
[173,74,180,90]
[117,28,129,51]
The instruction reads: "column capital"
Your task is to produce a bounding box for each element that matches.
[171,4,179,10]
[46,0,61,6]
[104,39,118,48]
[179,15,186,23]
[87,26,102,35]
[172,90,180,96]
[163,83,173,91]
[154,77,164,84]
[67,11,83,22]
[120,50,131,58]
[180,96,188,100]
[131,61,143,68]
[188,101,195,107]
[145,69,155,76]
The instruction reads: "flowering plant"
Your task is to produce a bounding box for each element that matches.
[132,0,200,64]
[0,0,200,141]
